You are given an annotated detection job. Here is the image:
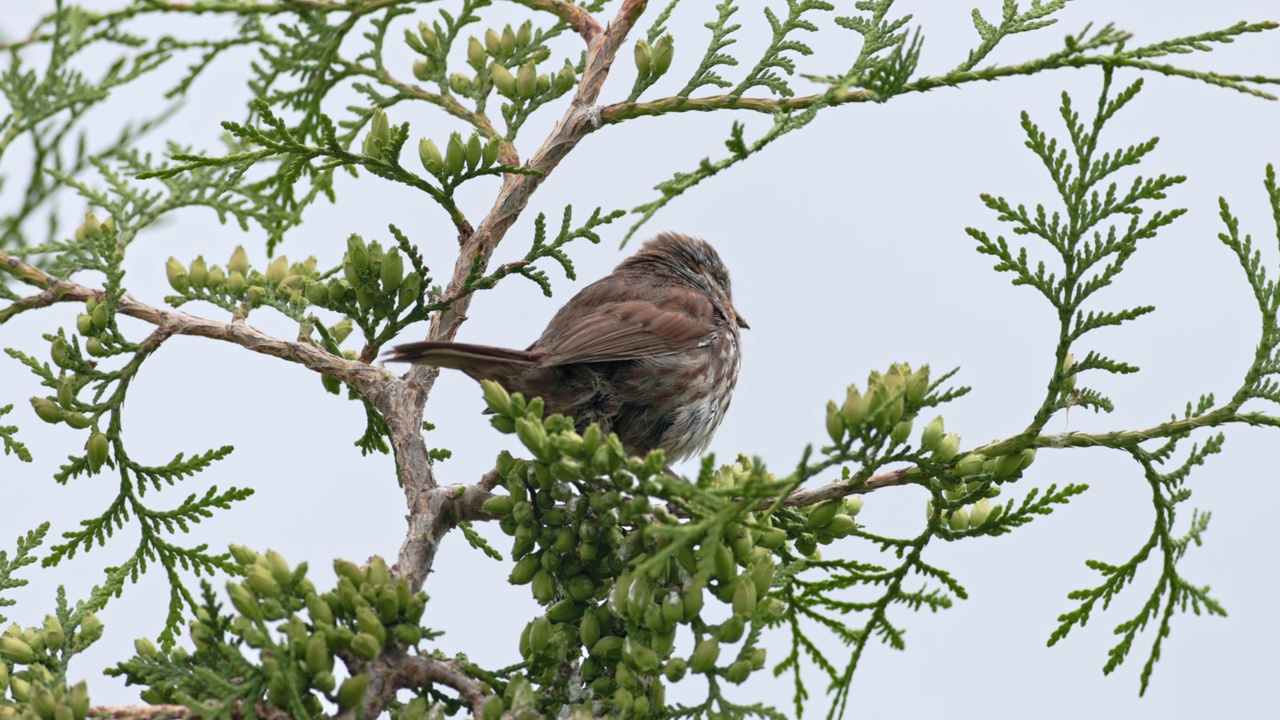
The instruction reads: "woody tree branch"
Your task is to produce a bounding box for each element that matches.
[0,250,391,394]
[387,0,648,595]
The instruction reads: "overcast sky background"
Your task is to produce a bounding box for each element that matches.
[3,1,1279,718]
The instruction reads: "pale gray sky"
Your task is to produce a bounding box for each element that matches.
[3,2,1279,718]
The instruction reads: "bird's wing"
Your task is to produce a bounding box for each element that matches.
[535,293,715,366]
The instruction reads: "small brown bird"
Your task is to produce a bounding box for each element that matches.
[386,232,746,462]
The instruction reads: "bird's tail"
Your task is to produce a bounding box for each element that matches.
[383,341,538,382]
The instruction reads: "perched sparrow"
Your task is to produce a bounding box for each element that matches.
[386,232,747,462]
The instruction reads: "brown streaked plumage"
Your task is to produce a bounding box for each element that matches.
[385,232,746,462]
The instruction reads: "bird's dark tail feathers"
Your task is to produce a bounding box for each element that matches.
[383,341,538,382]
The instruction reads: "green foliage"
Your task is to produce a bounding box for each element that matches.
[2,1,1280,719]
[626,0,914,242]
[1218,166,1280,407]
[969,70,1182,420]
[108,551,443,719]
[463,205,624,297]
[732,2,833,98]
[479,382,802,718]
[0,406,31,463]
[0,525,48,625]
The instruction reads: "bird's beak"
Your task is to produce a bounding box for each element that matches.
[736,314,750,330]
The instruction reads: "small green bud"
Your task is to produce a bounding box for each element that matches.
[969,498,992,528]
[467,37,486,69]
[80,211,102,239]
[350,632,381,660]
[31,397,64,424]
[528,615,551,655]
[247,564,281,598]
[87,434,109,473]
[515,20,532,47]
[690,637,720,673]
[633,39,652,78]
[664,656,688,682]
[397,272,422,309]
[993,453,1022,478]
[890,417,913,445]
[490,63,517,97]
[825,400,845,443]
[723,659,752,684]
[228,245,251,276]
[948,507,970,532]
[166,257,189,292]
[51,337,72,368]
[500,25,516,55]
[825,514,856,538]
[266,255,288,285]
[305,281,329,305]
[1017,447,1037,470]
[449,73,474,96]
[33,687,58,719]
[483,138,502,170]
[183,252,207,285]
[76,313,93,335]
[229,545,257,565]
[546,598,585,623]
[465,134,483,171]
[418,22,438,51]
[444,132,466,176]
[482,494,514,516]
[412,58,431,82]
[591,634,624,660]
[336,674,369,708]
[682,581,705,621]
[954,453,985,477]
[346,234,369,272]
[515,417,549,458]
[206,264,225,287]
[305,633,332,675]
[750,557,776,597]
[227,582,262,621]
[9,675,31,702]
[419,138,443,175]
[934,433,961,463]
[133,637,157,660]
[484,28,501,55]
[907,365,930,405]
[380,248,404,292]
[509,554,540,585]
[226,270,246,293]
[555,62,576,95]
[482,695,505,720]
[756,526,786,549]
[90,303,108,332]
[80,613,104,643]
[807,500,840,529]
[363,109,391,159]
[312,671,336,694]
[0,636,36,664]
[516,62,537,99]
[841,386,866,428]
[531,570,556,604]
[651,34,674,76]
[921,416,945,452]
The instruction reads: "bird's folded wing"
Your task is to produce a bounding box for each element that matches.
[538,298,714,366]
